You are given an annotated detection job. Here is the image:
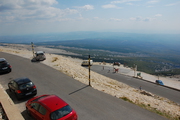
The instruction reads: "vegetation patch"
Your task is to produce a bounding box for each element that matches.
[139,103,180,120]
[120,97,180,120]
[52,57,58,62]
[120,97,133,103]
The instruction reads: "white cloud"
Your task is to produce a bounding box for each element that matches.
[165,2,180,6]
[102,4,122,9]
[147,6,154,8]
[130,16,142,21]
[130,16,155,22]
[109,18,122,22]
[126,3,133,5]
[147,0,159,4]
[0,0,22,11]
[102,4,116,8]
[102,0,139,9]
[155,14,162,17]
[77,5,94,10]
[92,17,105,21]
[111,0,140,4]
[94,17,99,19]
[0,0,79,23]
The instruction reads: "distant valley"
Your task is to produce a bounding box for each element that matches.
[1,32,180,75]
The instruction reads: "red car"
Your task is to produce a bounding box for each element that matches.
[26,94,77,120]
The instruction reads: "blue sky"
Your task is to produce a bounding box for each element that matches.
[0,0,180,36]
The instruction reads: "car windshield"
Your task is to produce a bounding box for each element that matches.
[19,82,34,89]
[50,105,72,120]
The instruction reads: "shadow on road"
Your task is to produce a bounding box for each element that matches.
[31,58,40,63]
[21,110,35,120]
[69,85,89,95]
[5,89,35,104]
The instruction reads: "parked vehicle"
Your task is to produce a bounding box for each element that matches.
[0,58,12,74]
[155,80,164,85]
[26,94,78,120]
[35,51,46,61]
[81,60,93,66]
[113,62,120,66]
[8,77,37,100]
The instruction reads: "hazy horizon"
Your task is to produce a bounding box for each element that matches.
[0,31,180,44]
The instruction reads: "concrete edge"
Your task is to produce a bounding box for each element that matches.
[0,84,24,120]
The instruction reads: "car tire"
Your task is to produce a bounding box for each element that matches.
[15,94,21,100]
[8,69,11,73]
[8,86,12,92]
[26,107,31,116]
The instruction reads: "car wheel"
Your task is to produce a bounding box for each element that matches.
[15,94,21,100]
[8,69,11,73]
[8,86,12,92]
[26,107,31,116]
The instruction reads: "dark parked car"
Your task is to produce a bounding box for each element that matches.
[26,94,78,120]
[155,80,164,85]
[0,58,12,74]
[8,77,37,100]
[113,62,120,66]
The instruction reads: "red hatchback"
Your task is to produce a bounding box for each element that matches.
[26,95,77,120]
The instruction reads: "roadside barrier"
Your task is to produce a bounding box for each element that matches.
[0,84,24,120]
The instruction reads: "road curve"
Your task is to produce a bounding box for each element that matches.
[0,52,168,120]
[91,65,180,104]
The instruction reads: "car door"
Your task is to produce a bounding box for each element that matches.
[30,102,47,120]
[37,104,48,120]
[29,102,40,119]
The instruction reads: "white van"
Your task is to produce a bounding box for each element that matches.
[81,60,93,66]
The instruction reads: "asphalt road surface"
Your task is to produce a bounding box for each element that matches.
[90,65,180,105]
[0,52,168,120]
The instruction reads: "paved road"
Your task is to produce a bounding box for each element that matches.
[91,65,180,104]
[0,52,168,120]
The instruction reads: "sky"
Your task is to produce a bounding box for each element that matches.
[0,0,180,36]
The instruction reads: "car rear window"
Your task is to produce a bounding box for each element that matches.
[19,82,34,89]
[0,61,8,67]
[32,95,49,102]
[50,105,72,120]
[37,53,44,56]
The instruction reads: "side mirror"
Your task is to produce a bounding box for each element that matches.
[8,81,13,85]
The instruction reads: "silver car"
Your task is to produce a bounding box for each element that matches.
[35,51,46,61]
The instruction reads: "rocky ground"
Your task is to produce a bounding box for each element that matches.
[0,43,180,120]
[0,103,8,120]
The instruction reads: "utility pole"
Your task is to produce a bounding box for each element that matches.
[134,64,137,77]
[88,55,91,86]
[31,42,35,58]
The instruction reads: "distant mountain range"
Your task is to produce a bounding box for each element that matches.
[1,31,180,75]
[0,31,180,45]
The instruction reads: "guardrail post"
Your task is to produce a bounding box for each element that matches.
[31,42,35,58]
